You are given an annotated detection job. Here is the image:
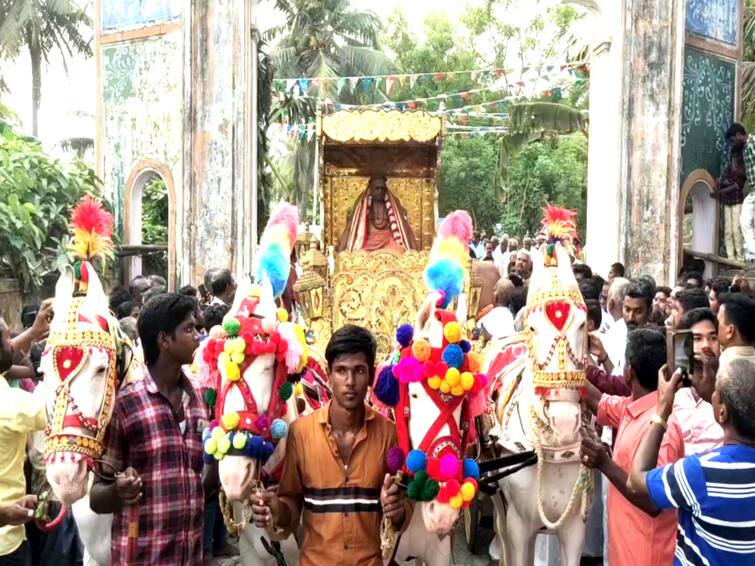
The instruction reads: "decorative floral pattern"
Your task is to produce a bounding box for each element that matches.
[685,0,739,46]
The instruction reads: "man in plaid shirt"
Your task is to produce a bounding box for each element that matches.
[726,123,755,261]
[91,293,208,565]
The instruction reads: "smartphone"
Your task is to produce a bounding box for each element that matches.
[667,329,693,387]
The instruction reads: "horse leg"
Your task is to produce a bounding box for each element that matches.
[490,491,506,566]
[503,507,536,566]
[557,515,586,566]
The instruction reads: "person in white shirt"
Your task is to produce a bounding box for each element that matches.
[478,279,516,341]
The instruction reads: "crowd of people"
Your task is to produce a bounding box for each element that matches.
[2,239,755,566]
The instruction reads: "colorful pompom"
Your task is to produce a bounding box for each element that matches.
[211,426,225,441]
[406,449,427,473]
[232,433,247,450]
[276,308,289,323]
[270,418,288,439]
[442,344,464,369]
[396,324,414,348]
[445,368,461,387]
[217,435,231,455]
[422,479,440,501]
[463,458,480,480]
[387,447,405,474]
[203,389,217,409]
[438,453,460,480]
[223,317,241,337]
[204,437,217,455]
[261,318,276,334]
[375,365,399,406]
[411,338,431,363]
[392,356,423,384]
[461,479,478,502]
[443,321,462,344]
[467,353,481,373]
[427,376,442,390]
[279,381,293,401]
[221,412,240,431]
[459,339,471,353]
[449,493,463,509]
[225,362,241,382]
[461,372,475,391]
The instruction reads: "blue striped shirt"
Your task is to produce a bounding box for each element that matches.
[646,444,755,565]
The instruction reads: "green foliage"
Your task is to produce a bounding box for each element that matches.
[0,115,104,290]
[501,134,587,238]
[438,136,504,233]
[140,176,168,278]
[141,177,167,245]
[742,1,755,131]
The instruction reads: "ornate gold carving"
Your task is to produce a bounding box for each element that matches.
[323,176,435,250]
[322,110,441,143]
[330,251,430,356]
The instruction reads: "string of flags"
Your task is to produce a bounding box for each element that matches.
[273,62,587,98]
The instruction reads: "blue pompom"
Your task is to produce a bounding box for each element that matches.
[424,259,464,307]
[244,435,264,459]
[375,365,399,406]
[202,427,212,442]
[396,324,414,348]
[406,449,427,473]
[261,441,275,462]
[270,418,288,439]
[257,242,289,299]
[459,339,471,353]
[442,344,464,369]
[463,458,480,480]
[203,452,215,465]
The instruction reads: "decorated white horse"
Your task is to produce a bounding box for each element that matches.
[198,204,323,565]
[40,197,135,566]
[483,207,593,566]
[374,211,488,566]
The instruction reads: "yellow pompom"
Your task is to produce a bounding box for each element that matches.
[294,382,304,396]
[230,351,245,365]
[276,308,289,323]
[221,411,240,431]
[443,321,462,344]
[223,340,234,353]
[211,426,225,441]
[460,481,476,502]
[428,376,442,390]
[449,493,463,509]
[445,367,461,387]
[218,352,230,367]
[232,433,247,450]
[234,337,248,354]
[467,353,481,373]
[225,362,241,382]
[461,372,475,391]
[411,338,432,362]
[214,452,222,460]
[451,385,465,397]
[209,325,225,340]
[204,438,217,455]
[217,435,231,454]
[435,237,468,266]
[440,380,451,394]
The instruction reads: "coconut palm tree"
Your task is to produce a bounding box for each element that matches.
[265,0,396,211]
[0,0,92,136]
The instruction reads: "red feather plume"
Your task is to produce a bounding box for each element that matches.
[69,196,114,261]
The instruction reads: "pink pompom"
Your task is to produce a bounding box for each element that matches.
[255,416,269,431]
[267,203,299,249]
[392,356,423,384]
[437,211,473,247]
[439,453,460,481]
[435,290,447,308]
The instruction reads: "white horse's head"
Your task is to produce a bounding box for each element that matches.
[201,278,307,501]
[380,291,485,539]
[41,263,127,505]
[523,244,587,447]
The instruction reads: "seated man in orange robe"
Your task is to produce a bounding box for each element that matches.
[337,176,417,252]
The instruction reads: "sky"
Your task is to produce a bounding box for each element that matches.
[0,0,580,149]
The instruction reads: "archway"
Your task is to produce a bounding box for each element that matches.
[123,159,177,289]
[679,169,718,279]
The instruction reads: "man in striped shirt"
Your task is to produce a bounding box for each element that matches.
[629,357,755,565]
[251,325,411,566]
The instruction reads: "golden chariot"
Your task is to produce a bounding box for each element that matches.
[294,108,482,357]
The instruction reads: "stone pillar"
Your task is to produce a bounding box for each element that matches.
[182,0,255,285]
[618,0,686,283]
[581,0,685,284]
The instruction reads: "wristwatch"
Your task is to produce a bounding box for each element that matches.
[649,414,667,431]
